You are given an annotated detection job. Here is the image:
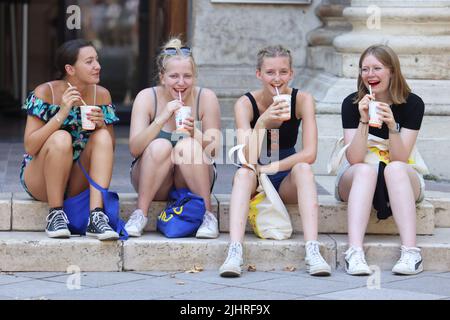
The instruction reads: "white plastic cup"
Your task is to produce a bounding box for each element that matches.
[80,105,101,130]
[273,94,291,121]
[175,106,192,133]
[368,100,382,128]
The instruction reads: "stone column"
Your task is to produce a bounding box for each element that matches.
[305,0,450,178]
[317,0,450,114]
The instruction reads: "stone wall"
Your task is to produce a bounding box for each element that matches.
[190,0,322,98]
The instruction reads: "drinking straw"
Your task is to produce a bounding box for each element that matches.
[178,90,182,103]
[275,86,280,96]
[369,85,373,97]
[67,82,87,106]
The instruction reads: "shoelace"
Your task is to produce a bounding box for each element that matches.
[47,210,69,230]
[307,243,325,265]
[91,211,112,232]
[398,248,419,265]
[225,244,242,263]
[349,249,368,267]
[129,211,145,226]
[202,212,216,227]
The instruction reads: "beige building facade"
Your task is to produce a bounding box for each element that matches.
[191,0,450,179]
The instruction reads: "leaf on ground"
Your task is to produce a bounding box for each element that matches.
[284,265,296,272]
[185,265,204,273]
[176,281,185,285]
[247,264,257,272]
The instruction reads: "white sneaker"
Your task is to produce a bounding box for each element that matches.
[219,242,243,277]
[344,246,372,276]
[305,240,331,276]
[125,209,148,237]
[392,246,423,275]
[196,210,219,239]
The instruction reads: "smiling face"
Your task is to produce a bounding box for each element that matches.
[66,46,101,84]
[256,56,293,96]
[360,54,392,97]
[160,56,195,101]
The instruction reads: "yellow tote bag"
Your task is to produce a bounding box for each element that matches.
[228,145,293,240]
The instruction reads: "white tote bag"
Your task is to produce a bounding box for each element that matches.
[228,144,293,240]
[327,134,430,175]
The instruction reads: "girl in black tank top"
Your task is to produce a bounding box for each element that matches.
[220,45,331,278]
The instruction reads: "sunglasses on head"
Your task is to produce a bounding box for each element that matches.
[162,46,192,56]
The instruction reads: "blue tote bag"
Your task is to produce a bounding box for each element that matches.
[157,188,205,238]
[63,161,128,240]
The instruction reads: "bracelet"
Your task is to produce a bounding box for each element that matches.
[359,120,369,125]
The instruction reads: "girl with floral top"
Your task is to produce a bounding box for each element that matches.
[21,39,120,240]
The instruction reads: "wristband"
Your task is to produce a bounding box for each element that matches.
[360,120,369,125]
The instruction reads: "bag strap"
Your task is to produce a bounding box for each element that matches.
[228,144,257,173]
[77,161,108,193]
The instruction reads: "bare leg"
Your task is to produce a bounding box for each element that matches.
[338,163,377,248]
[23,130,73,207]
[67,128,114,210]
[278,163,319,241]
[172,137,213,211]
[131,139,174,215]
[229,168,258,243]
[384,161,421,247]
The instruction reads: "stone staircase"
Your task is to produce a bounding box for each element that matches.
[1,192,449,272]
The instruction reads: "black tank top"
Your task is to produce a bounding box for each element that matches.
[246,88,301,150]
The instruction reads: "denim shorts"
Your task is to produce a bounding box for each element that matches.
[265,147,296,192]
[334,158,425,203]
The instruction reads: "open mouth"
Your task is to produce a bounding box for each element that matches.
[368,80,381,87]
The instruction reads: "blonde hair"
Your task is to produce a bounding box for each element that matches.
[354,44,410,105]
[256,45,292,70]
[156,37,197,78]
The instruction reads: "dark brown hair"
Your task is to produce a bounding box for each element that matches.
[354,44,410,105]
[55,39,95,79]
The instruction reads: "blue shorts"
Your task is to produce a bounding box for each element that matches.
[266,148,296,191]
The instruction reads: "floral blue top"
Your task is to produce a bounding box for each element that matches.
[22,92,120,162]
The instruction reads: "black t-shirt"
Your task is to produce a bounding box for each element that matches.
[341,92,425,139]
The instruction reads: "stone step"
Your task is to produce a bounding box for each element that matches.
[332,228,450,272]
[215,194,435,236]
[9,193,435,235]
[10,193,219,232]
[1,229,449,272]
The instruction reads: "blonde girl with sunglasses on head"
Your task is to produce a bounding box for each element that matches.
[126,38,221,238]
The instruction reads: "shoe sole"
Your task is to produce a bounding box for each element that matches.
[46,230,71,238]
[196,232,219,239]
[126,230,143,237]
[345,268,372,276]
[392,264,424,275]
[309,269,331,276]
[86,232,119,241]
[219,270,241,278]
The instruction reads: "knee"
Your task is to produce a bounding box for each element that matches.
[89,128,113,150]
[172,137,203,164]
[143,139,173,163]
[47,130,72,154]
[353,163,377,182]
[384,161,408,179]
[233,167,257,185]
[291,162,314,180]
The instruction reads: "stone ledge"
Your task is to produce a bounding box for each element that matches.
[332,228,450,272]
[0,231,122,272]
[216,194,435,235]
[0,193,11,231]
[11,193,219,232]
[1,230,449,272]
[122,233,336,272]
[427,197,450,228]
